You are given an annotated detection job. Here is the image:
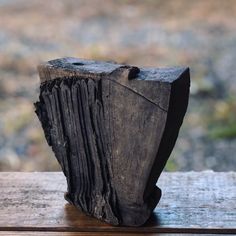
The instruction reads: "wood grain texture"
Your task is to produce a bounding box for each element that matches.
[0,233,230,236]
[35,57,190,226]
[0,172,235,234]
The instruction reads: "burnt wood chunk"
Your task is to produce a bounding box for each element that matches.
[34,57,190,226]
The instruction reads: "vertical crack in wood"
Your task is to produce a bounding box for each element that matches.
[35,77,119,225]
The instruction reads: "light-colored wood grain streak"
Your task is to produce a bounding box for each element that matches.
[0,171,235,234]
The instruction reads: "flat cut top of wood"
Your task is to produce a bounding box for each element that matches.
[38,57,188,83]
[0,171,235,234]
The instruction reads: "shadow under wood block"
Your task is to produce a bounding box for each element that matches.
[34,57,190,226]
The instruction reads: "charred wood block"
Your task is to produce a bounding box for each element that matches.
[34,57,190,226]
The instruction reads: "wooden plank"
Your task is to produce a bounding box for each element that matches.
[0,172,235,234]
[0,233,230,236]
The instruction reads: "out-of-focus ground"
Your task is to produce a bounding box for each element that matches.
[0,0,236,171]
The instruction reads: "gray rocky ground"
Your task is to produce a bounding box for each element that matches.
[0,0,235,171]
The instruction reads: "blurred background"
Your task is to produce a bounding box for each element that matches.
[0,0,235,171]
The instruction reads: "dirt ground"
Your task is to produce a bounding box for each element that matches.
[0,0,236,171]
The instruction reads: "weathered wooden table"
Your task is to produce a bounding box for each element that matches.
[0,171,235,235]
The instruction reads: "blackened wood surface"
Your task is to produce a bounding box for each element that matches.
[0,172,235,234]
[35,57,190,226]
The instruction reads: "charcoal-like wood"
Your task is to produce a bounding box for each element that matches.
[35,57,190,226]
[0,172,235,234]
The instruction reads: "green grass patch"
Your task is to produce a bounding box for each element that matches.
[209,123,236,139]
